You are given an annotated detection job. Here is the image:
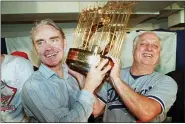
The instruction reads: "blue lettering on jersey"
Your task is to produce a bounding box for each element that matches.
[107,88,121,103]
[107,88,126,110]
[135,86,153,95]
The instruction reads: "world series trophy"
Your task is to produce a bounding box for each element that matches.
[66,1,135,76]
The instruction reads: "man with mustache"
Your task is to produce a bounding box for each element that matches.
[21,19,111,122]
[93,32,178,122]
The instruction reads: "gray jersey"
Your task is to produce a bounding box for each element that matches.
[97,67,177,122]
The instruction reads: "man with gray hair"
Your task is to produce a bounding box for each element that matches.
[21,19,111,122]
[93,31,177,122]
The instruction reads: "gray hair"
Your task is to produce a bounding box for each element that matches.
[133,31,162,50]
[30,19,65,43]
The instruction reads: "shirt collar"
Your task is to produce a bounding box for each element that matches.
[38,63,70,79]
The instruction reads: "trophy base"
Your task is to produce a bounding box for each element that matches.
[66,48,114,76]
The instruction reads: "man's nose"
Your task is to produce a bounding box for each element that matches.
[45,43,54,51]
[146,44,152,51]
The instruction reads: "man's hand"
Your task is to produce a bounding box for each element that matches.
[68,68,85,89]
[109,56,121,82]
[83,59,111,93]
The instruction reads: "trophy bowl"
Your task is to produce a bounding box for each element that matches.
[66,48,114,76]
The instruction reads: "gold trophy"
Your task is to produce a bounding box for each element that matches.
[66,1,134,76]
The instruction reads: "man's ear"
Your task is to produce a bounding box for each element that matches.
[33,43,38,56]
[132,48,136,55]
[64,39,67,48]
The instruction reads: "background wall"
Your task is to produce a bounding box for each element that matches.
[1,23,77,38]
[1,20,169,38]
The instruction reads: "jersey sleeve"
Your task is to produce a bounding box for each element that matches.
[145,76,177,113]
[16,58,34,85]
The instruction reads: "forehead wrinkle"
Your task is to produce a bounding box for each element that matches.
[139,34,161,44]
[33,25,61,41]
[140,38,160,43]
